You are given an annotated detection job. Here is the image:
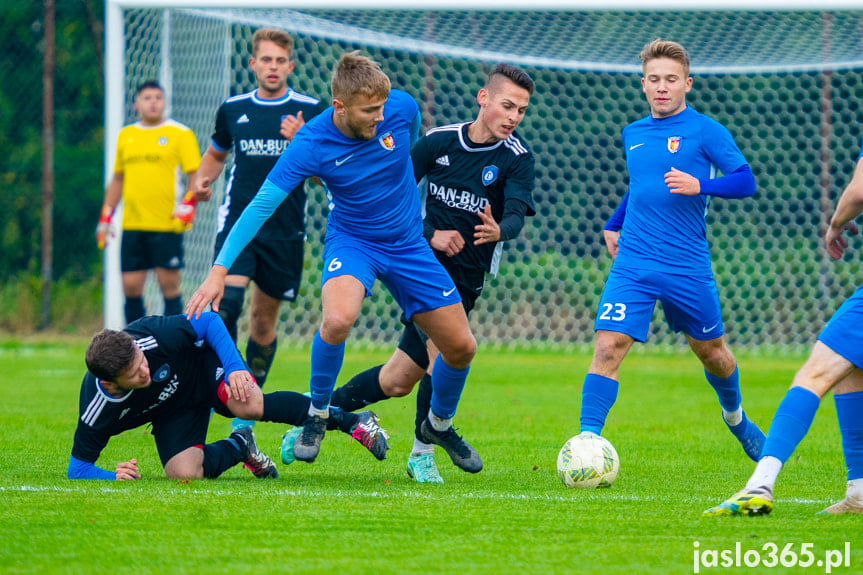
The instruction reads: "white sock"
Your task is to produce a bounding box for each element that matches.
[745,456,783,490]
[847,478,863,502]
[723,406,744,427]
[429,411,452,432]
[411,438,434,457]
[308,404,329,418]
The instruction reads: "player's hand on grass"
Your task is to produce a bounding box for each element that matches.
[226,370,254,402]
[280,110,305,141]
[825,221,859,260]
[603,229,620,260]
[185,266,228,319]
[115,458,140,481]
[665,166,700,196]
[474,204,501,245]
[431,229,465,257]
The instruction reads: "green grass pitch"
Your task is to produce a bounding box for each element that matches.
[0,340,860,574]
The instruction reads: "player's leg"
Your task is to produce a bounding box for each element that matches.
[153,231,184,315]
[292,274,366,463]
[120,230,148,323]
[220,277,250,342]
[580,330,634,435]
[823,369,863,514]
[412,302,482,473]
[407,338,443,483]
[687,334,765,461]
[704,341,855,516]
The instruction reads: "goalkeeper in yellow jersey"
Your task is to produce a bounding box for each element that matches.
[97,80,201,323]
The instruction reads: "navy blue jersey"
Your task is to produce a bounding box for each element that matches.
[70,316,224,463]
[615,106,748,276]
[211,89,327,240]
[413,122,535,278]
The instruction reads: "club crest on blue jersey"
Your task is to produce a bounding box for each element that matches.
[158,136,168,146]
[153,364,171,382]
[482,166,499,186]
[379,132,395,151]
[667,136,681,153]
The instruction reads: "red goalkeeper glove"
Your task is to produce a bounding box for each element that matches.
[173,191,198,228]
[96,206,114,250]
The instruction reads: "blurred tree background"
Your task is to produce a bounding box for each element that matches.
[1,0,104,333]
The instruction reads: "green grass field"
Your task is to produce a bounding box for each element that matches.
[1,340,859,574]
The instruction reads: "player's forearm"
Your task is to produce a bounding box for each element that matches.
[102,174,124,210]
[698,164,755,199]
[604,192,629,232]
[67,454,116,480]
[213,179,287,269]
[497,198,530,242]
[830,160,863,228]
[187,312,246,376]
[198,148,228,183]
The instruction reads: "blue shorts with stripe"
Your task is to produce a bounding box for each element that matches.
[818,285,863,369]
[595,265,724,342]
[321,232,461,320]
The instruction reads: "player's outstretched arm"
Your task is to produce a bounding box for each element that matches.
[185,265,228,318]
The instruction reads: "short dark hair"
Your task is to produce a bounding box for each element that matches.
[639,39,691,77]
[135,80,163,96]
[85,329,137,381]
[486,64,535,96]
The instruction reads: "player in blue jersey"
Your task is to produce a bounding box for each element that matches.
[68,313,388,480]
[704,141,863,517]
[574,39,766,466]
[187,52,482,473]
[303,64,536,483]
[193,29,327,432]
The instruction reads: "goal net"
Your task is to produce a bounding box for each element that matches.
[107,3,863,350]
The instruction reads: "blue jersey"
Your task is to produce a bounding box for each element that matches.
[215,90,422,269]
[614,106,748,276]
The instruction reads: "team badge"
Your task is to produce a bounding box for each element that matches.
[379,132,395,150]
[482,166,499,186]
[667,136,682,153]
[153,364,171,382]
[158,136,168,146]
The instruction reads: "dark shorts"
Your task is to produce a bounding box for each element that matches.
[121,230,184,272]
[214,232,304,302]
[148,351,232,466]
[397,280,482,370]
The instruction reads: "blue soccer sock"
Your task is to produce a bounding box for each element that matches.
[429,355,470,420]
[705,366,742,415]
[579,373,619,435]
[761,386,821,463]
[835,391,863,481]
[309,331,345,412]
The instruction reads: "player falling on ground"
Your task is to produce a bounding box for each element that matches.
[704,138,863,517]
[97,80,201,323]
[574,39,766,464]
[68,313,388,480]
[193,28,327,432]
[187,52,481,474]
[281,63,536,483]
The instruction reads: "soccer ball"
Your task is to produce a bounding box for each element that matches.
[557,433,619,489]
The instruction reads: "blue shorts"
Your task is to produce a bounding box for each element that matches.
[818,286,863,369]
[321,232,460,319]
[595,265,724,342]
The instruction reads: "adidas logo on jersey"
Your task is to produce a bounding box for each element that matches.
[237,114,250,124]
[436,155,450,167]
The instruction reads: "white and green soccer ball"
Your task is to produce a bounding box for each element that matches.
[557,433,619,489]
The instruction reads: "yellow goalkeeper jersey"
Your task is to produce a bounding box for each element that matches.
[113,120,201,232]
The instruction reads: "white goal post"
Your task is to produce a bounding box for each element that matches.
[104,0,863,351]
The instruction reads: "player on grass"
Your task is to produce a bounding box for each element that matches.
[187,52,482,475]
[574,39,766,462]
[97,80,201,323]
[193,28,327,432]
[67,312,388,480]
[704,139,863,517]
[290,63,536,483]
